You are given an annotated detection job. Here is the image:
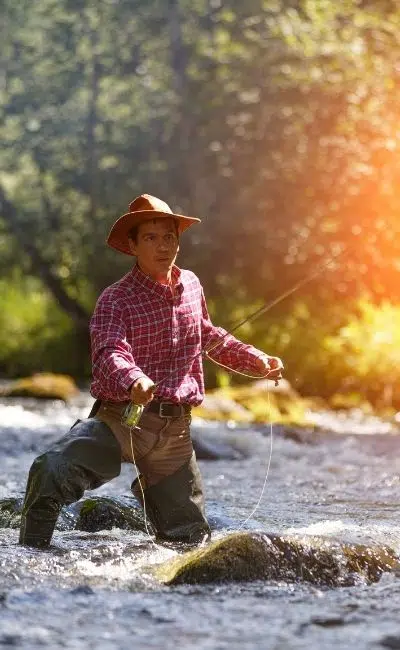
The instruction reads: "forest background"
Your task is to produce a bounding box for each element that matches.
[1,0,400,409]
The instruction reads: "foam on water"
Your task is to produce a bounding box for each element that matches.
[2,394,400,648]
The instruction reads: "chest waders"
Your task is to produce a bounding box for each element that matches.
[19,400,210,548]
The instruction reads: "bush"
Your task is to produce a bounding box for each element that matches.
[0,272,90,378]
[207,295,400,409]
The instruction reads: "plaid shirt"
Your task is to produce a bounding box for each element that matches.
[90,264,265,405]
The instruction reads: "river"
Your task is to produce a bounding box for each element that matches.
[1,392,400,649]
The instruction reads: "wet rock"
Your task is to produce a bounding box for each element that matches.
[271,423,324,445]
[139,608,174,623]
[0,498,23,528]
[0,373,78,402]
[310,615,346,628]
[75,496,147,533]
[206,512,241,532]
[191,431,245,460]
[380,636,400,649]
[70,585,94,596]
[0,498,78,531]
[0,634,21,646]
[0,495,145,534]
[152,531,400,587]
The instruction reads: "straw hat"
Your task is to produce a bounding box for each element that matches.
[107,194,201,255]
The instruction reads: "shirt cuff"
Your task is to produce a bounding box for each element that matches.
[118,368,147,393]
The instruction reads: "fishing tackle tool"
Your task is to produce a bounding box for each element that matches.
[122,402,144,427]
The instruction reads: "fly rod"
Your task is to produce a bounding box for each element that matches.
[123,244,347,426]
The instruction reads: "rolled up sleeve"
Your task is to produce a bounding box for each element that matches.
[90,295,145,401]
[200,290,264,375]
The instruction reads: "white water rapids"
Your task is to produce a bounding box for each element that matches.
[1,393,400,649]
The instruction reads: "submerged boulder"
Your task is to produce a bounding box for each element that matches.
[1,373,78,402]
[0,498,78,531]
[0,498,23,528]
[191,430,245,460]
[152,531,400,587]
[75,496,147,533]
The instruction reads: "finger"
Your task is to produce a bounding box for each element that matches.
[266,368,282,378]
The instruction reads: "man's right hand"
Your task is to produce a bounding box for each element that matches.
[130,376,155,405]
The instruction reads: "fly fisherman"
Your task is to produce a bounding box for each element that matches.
[19,194,284,548]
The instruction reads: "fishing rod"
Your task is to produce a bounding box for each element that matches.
[204,244,347,357]
[123,243,347,427]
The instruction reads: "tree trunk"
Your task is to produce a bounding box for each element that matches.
[86,26,100,226]
[0,186,89,331]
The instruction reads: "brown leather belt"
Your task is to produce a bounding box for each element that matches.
[144,400,191,418]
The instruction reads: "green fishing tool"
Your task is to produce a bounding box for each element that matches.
[123,402,144,427]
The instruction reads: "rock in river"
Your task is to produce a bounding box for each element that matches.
[0,373,78,402]
[75,495,147,533]
[152,531,400,587]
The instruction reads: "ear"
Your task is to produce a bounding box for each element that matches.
[128,238,137,256]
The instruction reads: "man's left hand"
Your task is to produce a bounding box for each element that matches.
[255,355,284,381]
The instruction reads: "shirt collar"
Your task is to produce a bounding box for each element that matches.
[129,263,183,300]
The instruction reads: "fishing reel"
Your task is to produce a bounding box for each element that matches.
[122,402,144,427]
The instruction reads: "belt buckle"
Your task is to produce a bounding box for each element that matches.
[158,401,184,417]
[159,401,172,418]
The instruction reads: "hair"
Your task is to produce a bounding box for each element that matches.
[128,217,179,243]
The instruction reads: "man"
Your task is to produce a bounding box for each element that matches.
[19,194,283,548]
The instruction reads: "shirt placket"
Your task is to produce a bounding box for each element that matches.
[170,289,179,354]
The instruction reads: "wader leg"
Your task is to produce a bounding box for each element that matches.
[131,452,210,544]
[19,418,121,548]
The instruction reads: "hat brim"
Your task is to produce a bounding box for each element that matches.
[107,210,201,256]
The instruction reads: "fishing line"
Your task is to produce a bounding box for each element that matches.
[238,387,273,530]
[200,247,348,528]
[201,356,277,528]
[127,245,348,541]
[126,420,158,548]
[203,243,348,358]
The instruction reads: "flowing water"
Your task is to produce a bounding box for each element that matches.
[1,393,400,649]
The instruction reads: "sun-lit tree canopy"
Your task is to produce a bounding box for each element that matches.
[1,0,400,401]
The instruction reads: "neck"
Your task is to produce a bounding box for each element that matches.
[137,263,173,285]
[157,272,172,286]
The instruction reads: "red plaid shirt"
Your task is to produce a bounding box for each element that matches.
[90,264,265,405]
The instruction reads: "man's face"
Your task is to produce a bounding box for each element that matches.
[128,217,179,281]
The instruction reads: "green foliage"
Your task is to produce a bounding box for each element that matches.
[0,272,90,377]
[206,295,400,409]
[326,300,400,408]
[1,0,400,399]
